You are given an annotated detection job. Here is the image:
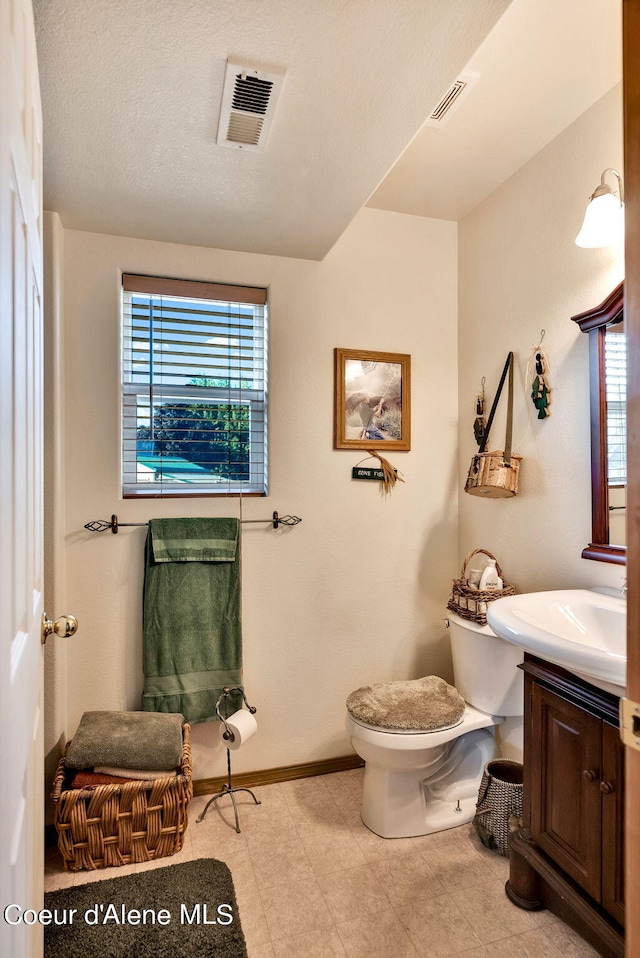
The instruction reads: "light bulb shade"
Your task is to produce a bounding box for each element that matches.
[575,191,624,248]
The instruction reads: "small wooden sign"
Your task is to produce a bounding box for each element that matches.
[352,466,389,481]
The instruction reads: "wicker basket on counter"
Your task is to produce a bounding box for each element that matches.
[51,723,192,871]
[447,549,516,626]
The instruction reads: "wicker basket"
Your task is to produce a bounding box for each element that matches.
[51,723,192,871]
[447,548,516,625]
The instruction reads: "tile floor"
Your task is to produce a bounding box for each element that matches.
[45,768,601,957]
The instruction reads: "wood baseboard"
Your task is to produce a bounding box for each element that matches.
[193,754,364,797]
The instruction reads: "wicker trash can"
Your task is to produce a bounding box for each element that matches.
[473,759,523,857]
[51,723,192,871]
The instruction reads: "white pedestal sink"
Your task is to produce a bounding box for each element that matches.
[487,588,626,695]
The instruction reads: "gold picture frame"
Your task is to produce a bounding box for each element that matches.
[334,348,411,450]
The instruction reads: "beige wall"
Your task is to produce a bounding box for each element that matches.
[56,207,459,778]
[458,85,625,594]
[47,83,625,785]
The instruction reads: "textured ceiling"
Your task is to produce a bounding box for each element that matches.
[367,0,622,221]
[34,0,621,261]
[33,0,509,260]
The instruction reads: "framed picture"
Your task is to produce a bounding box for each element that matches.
[334,348,411,450]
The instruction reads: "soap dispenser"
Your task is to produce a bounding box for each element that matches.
[479,558,502,591]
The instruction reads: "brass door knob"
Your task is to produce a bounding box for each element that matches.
[41,613,78,645]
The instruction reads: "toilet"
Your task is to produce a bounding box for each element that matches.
[345,611,524,839]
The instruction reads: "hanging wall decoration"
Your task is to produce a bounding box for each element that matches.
[473,377,487,447]
[352,451,405,494]
[465,352,522,498]
[529,331,551,419]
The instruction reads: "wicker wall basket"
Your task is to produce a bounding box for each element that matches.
[447,549,516,625]
[51,723,193,871]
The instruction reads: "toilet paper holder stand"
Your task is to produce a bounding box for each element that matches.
[196,686,261,834]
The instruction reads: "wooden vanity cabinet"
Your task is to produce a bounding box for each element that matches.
[508,655,625,957]
[601,722,625,926]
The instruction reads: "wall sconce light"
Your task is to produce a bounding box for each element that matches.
[575,169,624,248]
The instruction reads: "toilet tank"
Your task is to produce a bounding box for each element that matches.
[447,611,523,716]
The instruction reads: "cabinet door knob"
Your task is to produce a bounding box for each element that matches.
[600,780,615,795]
[583,769,598,783]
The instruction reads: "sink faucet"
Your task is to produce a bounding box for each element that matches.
[620,577,627,595]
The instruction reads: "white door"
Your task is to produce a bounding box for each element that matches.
[0,0,45,956]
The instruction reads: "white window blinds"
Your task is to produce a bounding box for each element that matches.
[122,274,268,497]
[605,328,626,487]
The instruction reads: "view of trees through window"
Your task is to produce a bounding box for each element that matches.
[136,380,251,482]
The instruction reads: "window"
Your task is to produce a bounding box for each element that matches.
[122,274,267,497]
[605,327,626,487]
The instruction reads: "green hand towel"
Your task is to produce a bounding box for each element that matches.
[142,517,243,724]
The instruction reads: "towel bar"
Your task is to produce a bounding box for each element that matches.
[84,511,302,533]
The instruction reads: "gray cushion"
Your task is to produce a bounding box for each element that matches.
[346,675,465,731]
[65,711,185,770]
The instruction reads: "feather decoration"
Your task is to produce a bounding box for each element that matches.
[366,449,405,494]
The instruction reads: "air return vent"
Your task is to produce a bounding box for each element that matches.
[425,72,479,128]
[217,62,286,151]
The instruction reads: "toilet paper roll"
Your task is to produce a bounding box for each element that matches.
[220,709,258,750]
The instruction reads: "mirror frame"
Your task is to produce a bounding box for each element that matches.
[572,281,625,565]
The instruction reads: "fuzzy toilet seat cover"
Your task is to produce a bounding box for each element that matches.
[346,675,465,732]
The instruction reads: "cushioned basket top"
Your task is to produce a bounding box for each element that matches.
[346,675,465,731]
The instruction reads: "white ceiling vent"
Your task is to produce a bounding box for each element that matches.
[217,62,286,151]
[425,72,479,128]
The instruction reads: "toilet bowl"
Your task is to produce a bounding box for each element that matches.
[346,612,524,838]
